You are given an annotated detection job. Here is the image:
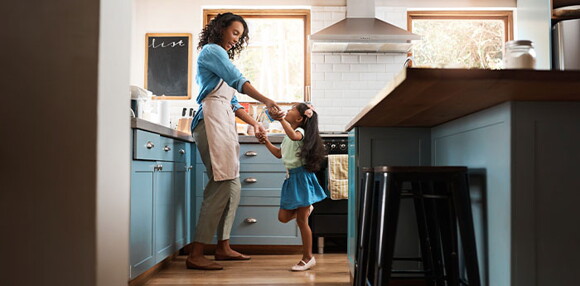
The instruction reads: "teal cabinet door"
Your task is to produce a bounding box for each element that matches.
[174,162,187,250]
[154,162,175,263]
[130,160,156,278]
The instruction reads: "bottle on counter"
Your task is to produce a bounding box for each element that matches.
[503,40,536,69]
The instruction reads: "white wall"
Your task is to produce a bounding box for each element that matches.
[131,1,411,131]
[516,0,552,69]
[132,0,523,132]
[97,0,132,284]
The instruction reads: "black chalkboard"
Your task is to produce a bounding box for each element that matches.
[145,33,192,99]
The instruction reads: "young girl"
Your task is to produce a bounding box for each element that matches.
[259,102,327,271]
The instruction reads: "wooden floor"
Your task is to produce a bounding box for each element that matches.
[142,254,351,285]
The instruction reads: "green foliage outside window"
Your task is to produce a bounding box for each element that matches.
[412,19,505,69]
[233,18,304,102]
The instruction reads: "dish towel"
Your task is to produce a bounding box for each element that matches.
[327,154,349,200]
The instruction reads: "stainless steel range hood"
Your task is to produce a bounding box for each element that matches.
[309,0,421,53]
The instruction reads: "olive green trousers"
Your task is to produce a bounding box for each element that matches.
[192,120,241,243]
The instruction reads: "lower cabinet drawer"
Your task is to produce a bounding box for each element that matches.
[195,168,286,197]
[195,196,301,245]
[134,129,162,161]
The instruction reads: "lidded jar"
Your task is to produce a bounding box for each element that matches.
[503,40,536,69]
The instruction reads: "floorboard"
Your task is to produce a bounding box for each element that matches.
[142,254,351,285]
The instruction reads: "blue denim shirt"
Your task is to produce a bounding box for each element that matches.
[191,43,247,132]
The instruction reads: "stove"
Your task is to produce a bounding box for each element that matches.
[310,134,349,253]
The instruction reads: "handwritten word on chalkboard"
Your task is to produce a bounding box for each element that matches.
[145,33,192,99]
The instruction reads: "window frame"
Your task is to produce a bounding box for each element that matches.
[203,9,311,102]
[406,10,514,67]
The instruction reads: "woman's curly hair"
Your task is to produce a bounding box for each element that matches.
[198,12,249,60]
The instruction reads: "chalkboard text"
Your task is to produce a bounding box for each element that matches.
[149,38,186,49]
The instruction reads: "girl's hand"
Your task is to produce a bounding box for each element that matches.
[257,134,269,144]
[254,123,266,139]
[264,99,284,119]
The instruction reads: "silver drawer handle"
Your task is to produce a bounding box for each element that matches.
[154,164,163,171]
[146,141,155,149]
[163,146,171,152]
[244,151,258,156]
[244,218,257,224]
[244,177,257,183]
[179,149,186,155]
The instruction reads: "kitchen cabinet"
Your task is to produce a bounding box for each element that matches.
[130,128,195,279]
[346,68,580,286]
[194,142,302,245]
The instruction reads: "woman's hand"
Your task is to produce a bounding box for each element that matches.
[263,99,285,120]
[253,123,267,139]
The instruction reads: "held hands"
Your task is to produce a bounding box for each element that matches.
[256,130,269,144]
[264,99,285,121]
[253,123,267,142]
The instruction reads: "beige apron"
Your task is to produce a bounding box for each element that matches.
[201,80,240,181]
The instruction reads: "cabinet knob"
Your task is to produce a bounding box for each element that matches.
[244,177,257,183]
[146,141,155,149]
[187,165,193,171]
[179,149,186,154]
[154,164,163,171]
[244,151,258,156]
[244,217,257,224]
[163,146,171,152]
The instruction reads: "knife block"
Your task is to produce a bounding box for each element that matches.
[177,117,192,134]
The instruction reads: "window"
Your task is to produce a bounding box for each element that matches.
[407,11,513,69]
[204,10,310,103]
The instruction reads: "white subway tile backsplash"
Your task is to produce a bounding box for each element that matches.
[312,54,324,63]
[341,55,359,63]
[333,64,350,72]
[360,55,378,63]
[360,72,378,81]
[343,72,360,81]
[312,72,325,81]
[324,55,341,63]
[310,7,408,132]
[315,63,333,72]
[350,64,369,72]
[324,72,342,81]
[377,55,395,63]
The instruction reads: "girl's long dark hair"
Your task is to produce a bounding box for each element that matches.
[198,12,249,59]
[296,103,325,173]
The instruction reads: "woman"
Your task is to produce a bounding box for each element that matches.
[187,12,282,270]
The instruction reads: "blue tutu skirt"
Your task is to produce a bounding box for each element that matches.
[280,166,327,210]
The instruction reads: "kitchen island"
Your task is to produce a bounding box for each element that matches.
[346,68,580,286]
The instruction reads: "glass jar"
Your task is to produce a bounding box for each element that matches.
[503,40,536,69]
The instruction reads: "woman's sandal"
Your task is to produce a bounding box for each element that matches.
[291,256,316,271]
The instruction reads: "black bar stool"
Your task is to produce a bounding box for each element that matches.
[354,168,374,286]
[364,166,481,286]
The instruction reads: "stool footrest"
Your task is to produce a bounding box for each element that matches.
[392,257,422,261]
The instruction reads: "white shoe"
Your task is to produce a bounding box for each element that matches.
[291,257,316,271]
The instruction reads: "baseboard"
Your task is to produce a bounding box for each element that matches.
[128,254,175,286]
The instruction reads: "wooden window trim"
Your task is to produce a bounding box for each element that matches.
[203,9,311,102]
[407,11,514,42]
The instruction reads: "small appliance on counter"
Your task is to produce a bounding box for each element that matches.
[130,85,152,118]
[553,16,580,70]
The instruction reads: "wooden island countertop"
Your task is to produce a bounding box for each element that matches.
[346,68,580,130]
